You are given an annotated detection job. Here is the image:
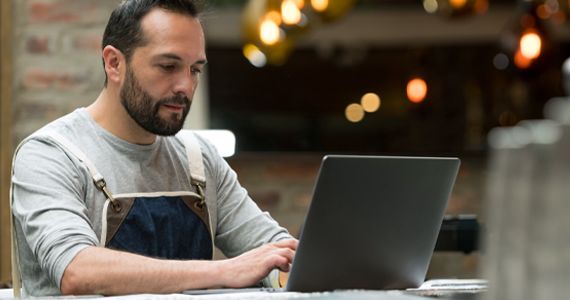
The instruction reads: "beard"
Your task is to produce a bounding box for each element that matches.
[120,65,191,136]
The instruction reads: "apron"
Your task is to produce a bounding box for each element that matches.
[50,131,214,259]
[10,131,214,297]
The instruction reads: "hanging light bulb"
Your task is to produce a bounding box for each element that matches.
[243,44,267,68]
[292,0,305,8]
[311,0,356,22]
[311,0,329,12]
[260,17,281,45]
[282,0,302,25]
[242,0,298,66]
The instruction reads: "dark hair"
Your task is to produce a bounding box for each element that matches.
[101,0,204,86]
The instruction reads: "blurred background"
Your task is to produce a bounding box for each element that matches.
[2,0,570,288]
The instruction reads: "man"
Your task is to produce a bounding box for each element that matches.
[11,0,297,296]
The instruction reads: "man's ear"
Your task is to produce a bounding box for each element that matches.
[102,45,125,85]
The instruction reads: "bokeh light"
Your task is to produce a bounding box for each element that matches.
[265,10,282,26]
[449,0,467,9]
[282,0,302,25]
[311,0,329,12]
[293,0,305,8]
[361,93,381,113]
[243,44,267,68]
[514,49,532,69]
[423,0,438,13]
[499,111,518,126]
[406,78,428,103]
[345,103,365,123]
[493,53,509,70]
[520,31,542,60]
[260,18,281,45]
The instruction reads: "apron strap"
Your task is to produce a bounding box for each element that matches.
[47,132,122,246]
[49,132,104,182]
[10,137,30,297]
[175,130,214,253]
[175,130,207,193]
[48,132,118,209]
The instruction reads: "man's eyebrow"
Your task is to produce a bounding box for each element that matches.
[153,53,208,65]
[154,53,182,61]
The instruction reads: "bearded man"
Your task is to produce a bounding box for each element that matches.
[11,0,296,296]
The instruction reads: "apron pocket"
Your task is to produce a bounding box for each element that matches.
[105,195,213,260]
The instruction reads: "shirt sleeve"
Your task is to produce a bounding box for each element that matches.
[198,138,292,258]
[12,137,99,289]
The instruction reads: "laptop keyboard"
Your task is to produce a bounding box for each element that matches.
[181,290,431,299]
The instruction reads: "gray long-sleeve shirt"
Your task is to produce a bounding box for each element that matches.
[11,108,291,296]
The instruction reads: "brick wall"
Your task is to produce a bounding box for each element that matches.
[12,0,484,279]
[13,0,116,143]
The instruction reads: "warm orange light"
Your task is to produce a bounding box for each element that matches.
[514,49,532,69]
[311,0,329,12]
[345,103,365,123]
[266,10,282,26]
[243,44,267,67]
[449,0,467,9]
[520,31,542,60]
[293,0,305,8]
[282,0,302,25]
[536,4,551,19]
[260,18,281,45]
[361,93,381,113]
[406,78,428,103]
[474,0,488,14]
[498,111,518,126]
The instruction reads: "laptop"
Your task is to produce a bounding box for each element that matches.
[286,155,460,292]
[186,155,460,294]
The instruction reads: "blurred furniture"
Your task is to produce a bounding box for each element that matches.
[435,215,480,254]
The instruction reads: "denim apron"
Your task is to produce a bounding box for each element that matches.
[43,131,214,260]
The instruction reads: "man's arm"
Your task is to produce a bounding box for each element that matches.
[197,137,293,258]
[61,239,297,295]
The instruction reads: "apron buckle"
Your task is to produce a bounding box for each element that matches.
[95,178,121,212]
[194,183,206,209]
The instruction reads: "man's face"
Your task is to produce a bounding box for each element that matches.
[120,63,190,136]
[119,8,207,136]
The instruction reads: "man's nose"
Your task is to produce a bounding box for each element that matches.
[172,69,197,98]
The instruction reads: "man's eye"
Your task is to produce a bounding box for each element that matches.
[191,67,202,75]
[160,64,176,72]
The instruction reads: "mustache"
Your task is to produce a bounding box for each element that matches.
[156,94,190,107]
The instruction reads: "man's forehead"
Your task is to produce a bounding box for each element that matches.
[137,8,205,59]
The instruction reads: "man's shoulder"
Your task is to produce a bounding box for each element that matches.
[26,108,89,142]
[16,108,91,159]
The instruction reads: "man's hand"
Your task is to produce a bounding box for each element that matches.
[61,239,298,295]
[217,239,298,288]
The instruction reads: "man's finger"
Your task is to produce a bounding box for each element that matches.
[272,238,298,250]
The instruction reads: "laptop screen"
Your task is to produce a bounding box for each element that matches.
[286,155,460,292]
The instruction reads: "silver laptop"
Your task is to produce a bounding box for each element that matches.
[184,155,460,295]
[285,155,460,292]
